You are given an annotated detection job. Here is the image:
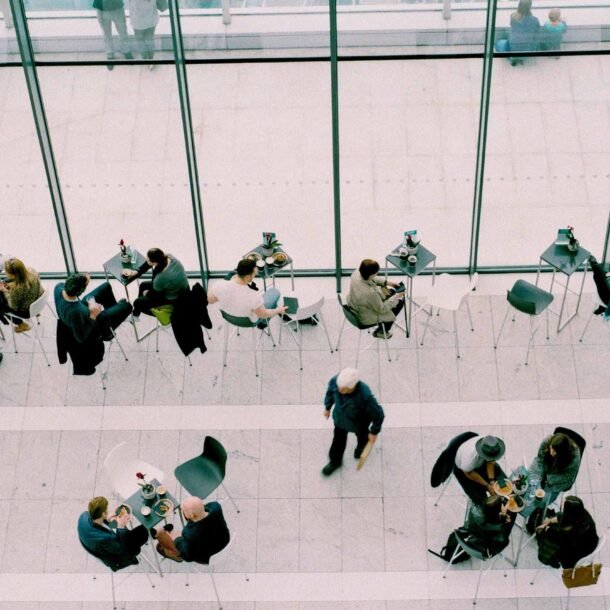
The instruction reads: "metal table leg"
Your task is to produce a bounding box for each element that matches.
[405,276,414,338]
[290,261,295,291]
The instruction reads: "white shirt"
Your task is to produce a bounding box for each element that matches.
[454,436,484,472]
[210,279,263,322]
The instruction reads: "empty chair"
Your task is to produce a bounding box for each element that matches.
[278,295,333,370]
[221,310,275,377]
[103,442,165,500]
[494,280,554,365]
[335,294,391,365]
[174,436,240,513]
[4,289,52,366]
[420,273,479,358]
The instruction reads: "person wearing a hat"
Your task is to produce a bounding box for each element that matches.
[453,435,507,504]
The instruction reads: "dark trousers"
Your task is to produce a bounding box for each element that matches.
[122,524,149,555]
[590,260,610,305]
[453,462,506,505]
[0,292,28,325]
[329,426,369,466]
[84,282,132,339]
[378,299,406,332]
[132,281,170,317]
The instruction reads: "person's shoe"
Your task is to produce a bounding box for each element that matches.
[149,527,158,539]
[148,63,155,71]
[321,462,341,477]
[14,322,31,333]
[372,328,391,339]
[156,543,183,562]
[256,321,268,330]
[354,448,363,459]
[106,53,115,71]
[123,52,134,60]
[593,305,606,315]
[163,523,174,533]
[130,313,140,324]
[0,353,3,364]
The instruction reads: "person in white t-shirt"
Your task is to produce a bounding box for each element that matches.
[207,258,287,323]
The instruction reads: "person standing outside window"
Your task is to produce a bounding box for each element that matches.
[94,0,134,70]
[127,0,159,66]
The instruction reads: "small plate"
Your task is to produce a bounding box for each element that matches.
[153,498,174,517]
[493,480,514,497]
[272,252,288,266]
[245,251,262,262]
[115,503,132,518]
[507,496,524,513]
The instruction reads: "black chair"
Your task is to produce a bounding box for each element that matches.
[174,436,240,514]
[335,294,391,365]
[494,280,554,365]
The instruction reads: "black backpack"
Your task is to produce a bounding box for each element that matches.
[428,530,470,564]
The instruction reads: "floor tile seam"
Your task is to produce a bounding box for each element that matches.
[6,398,609,432]
[41,429,64,573]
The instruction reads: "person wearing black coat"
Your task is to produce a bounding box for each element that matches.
[77,496,148,571]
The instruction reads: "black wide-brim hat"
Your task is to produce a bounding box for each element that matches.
[475,435,506,461]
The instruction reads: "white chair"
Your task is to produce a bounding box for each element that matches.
[4,289,53,366]
[530,534,606,609]
[278,296,333,370]
[420,273,479,358]
[103,442,165,500]
[579,295,609,342]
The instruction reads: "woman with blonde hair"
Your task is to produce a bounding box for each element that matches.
[0,257,43,333]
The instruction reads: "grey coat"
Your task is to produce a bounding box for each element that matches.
[347,269,401,325]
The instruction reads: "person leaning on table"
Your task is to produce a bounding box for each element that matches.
[77,496,148,571]
[453,435,507,505]
[463,494,515,556]
[527,432,581,505]
[347,259,404,339]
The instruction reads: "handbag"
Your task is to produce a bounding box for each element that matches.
[562,563,602,588]
[156,0,168,11]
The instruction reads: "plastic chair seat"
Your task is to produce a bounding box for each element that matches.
[150,304,174,327]
[508,280,554,315]
[175,457,224,499]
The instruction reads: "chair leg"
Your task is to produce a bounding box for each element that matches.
[453,310,460,359]
[0,324,4,341]
[335,317,346,351]
[434,478,450,507]
[155,321,160,353]
[222,323,229,368]
[318,312,334,353]
[381,326,391,362]
[465,298,474,332]
[111,329,128,362]
[297,323,303,371]
[221,482,240,513]
[187,355,192,367]
[252,328,259,377]
[525,315,535,366]
[33,323,51,367]
[10,319,17,353]
[494,304,511,349]
[111,570,117,610]
[420,307,432,346]
[579,310,594,342]
[266,323,277,348]
[355,329,362,368]
[530,567,541,585]
[209,564,222,610]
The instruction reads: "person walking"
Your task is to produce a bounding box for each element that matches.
[321,368,385,476]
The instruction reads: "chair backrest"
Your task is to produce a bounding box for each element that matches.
[291,296,324,322]
[208,530,237,566]
[573,534,606,569]
[430,431,479,488]
[220,310,256,329]
[28,288,49,318]
[553,426,587,458]
[337,294,367,330]
[507,288,537,315]
[453,528,490,561]
[202,436,228,478]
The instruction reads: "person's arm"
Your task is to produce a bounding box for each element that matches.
[363,387,385,436]
[323,377,336,417]
[207,292,219,305]
[253,303,287,319]
[362,288,402,317]
[123,261,151,280]
[463,469,494,491]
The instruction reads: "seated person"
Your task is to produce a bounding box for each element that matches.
[464,495,515,556]
[154,497,230,563]
[508,0,540,65]
[453,435,507,505]
[347,259,405,339]
[527,432,581,504]
[77,496,148,571]
[536,495,598,568]
[0,257,43,333]
[539,8,567,51]
[207,258,287,324]
[123,248,189,318]
[588,255,610,315]
[54,273,132,343]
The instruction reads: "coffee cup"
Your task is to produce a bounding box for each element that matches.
[156,485,167,496]
[140,506,152,517]
[407,255,417,265]
[535,488,545,500]
[398,247,408,259]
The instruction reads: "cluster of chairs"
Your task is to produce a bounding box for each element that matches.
[83,435,239,609]
[431,427,606,607]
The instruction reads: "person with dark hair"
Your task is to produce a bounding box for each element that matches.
[453,435,507,505]
[54,273,132,343]
[508,0,541,65]
[123,248,189,318]
[207,258,287,322]
[77,496,148,571]
[93,0,133,71]
[347,259,405,339]
[536,495,598,568]
[588,255,610,315]
[463,495,515,555]
[527,433,581,503]
[0,257,43,333]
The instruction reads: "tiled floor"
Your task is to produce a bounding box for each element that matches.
[0,275,608,608]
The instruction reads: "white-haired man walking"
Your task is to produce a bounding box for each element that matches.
[321,368,385,476]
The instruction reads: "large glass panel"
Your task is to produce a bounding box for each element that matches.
[35,61,198,271]
[187,61,334,271]
[0,67,65,270]
[480,51,610,265]
[338,58,481,269]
